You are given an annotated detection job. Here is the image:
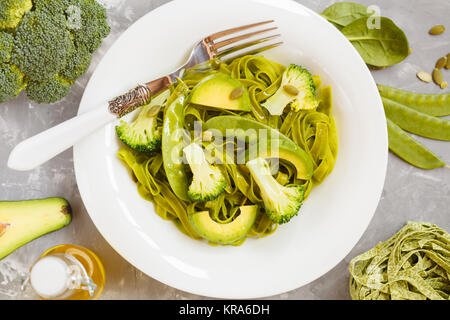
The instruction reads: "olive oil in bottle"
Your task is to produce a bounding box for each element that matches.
[29,244,105,300]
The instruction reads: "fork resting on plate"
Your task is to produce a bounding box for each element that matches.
[8,20,281,171]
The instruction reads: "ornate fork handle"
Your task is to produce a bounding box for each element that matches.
[108,75,173,118]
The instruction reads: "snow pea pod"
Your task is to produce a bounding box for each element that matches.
[387,119,445,169]
[162,93,189,201]
[382,97,450,141]
[378,84,450,116]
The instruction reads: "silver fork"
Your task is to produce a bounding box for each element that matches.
[8,20,282,171]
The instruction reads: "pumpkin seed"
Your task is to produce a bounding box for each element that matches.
[283,84,299,96]
[429,25,445,35]
[432,68,443,85]
[417,71,432,83]
[229,87,244,100]
[435,56,447,69]
[441,81,448,89]
[446,54,450,69]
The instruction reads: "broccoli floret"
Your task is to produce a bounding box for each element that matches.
[0,64,26,103]
[261,64,319,115]
[0,0,109,105]
[0,0,32,30]
[246,157,304,224]
[116,103,163,153]
[183,143,227,202]
[35,0,110,53]
[34,0,72,15]
[12,9,75,82]
[0,32,13,63]
[26,74,72,104]
[68,0,110,53]
[59,44,92,82]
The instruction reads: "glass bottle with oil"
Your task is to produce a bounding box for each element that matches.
[28,244,105,300]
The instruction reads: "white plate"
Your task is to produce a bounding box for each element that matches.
[74,0,387,298]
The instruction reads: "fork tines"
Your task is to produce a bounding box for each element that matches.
[206,20,282,60]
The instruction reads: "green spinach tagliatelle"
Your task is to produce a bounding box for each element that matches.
[118,55,338,244]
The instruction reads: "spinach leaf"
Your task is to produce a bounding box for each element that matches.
[341,17,409,67]
[321,2,370,30]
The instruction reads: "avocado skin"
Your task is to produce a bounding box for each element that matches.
[0,198,72,260]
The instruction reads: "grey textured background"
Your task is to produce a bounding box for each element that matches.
[0,0,449,300]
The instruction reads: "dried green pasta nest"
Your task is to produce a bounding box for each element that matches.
[349,222,450,300]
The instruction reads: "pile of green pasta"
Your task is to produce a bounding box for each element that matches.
[349,222,450,300]
[118,55,338,244]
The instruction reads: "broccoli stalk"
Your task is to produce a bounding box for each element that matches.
[262,64,319,116]
[246,157,304,224]
[183,143,227,202]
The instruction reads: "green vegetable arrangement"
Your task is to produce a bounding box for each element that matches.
[349,222,450,300]
[0,0,110,104]
[117,55,338,245]
[322,2,449,169]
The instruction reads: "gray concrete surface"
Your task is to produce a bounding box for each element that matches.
[0,0,449,300]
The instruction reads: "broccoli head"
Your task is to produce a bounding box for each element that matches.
[246,157,305,224]
[26,74,72,104]
[0,64,26,103]
[183,143,227,202]
[262,64,319,116]
[12,9,75,82]
[59,44,92,82]
[0,0,32,30]
[35,0,110,53]
[0,0,110,105]
[68,0,110,53]
[0,32,13,63]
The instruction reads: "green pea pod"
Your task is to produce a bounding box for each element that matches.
[387,119,445,169]
[162,93,189,201]
[383,97,450,141]
[378,84,450,117]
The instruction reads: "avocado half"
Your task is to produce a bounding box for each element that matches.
[0,198,72,260]
[189,73,252,111]
[189,205,258,245]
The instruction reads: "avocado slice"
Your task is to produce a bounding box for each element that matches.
[189,205,258,245]
[204,116,314,180]
[0,198,72,260]
[189,73,251,111]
